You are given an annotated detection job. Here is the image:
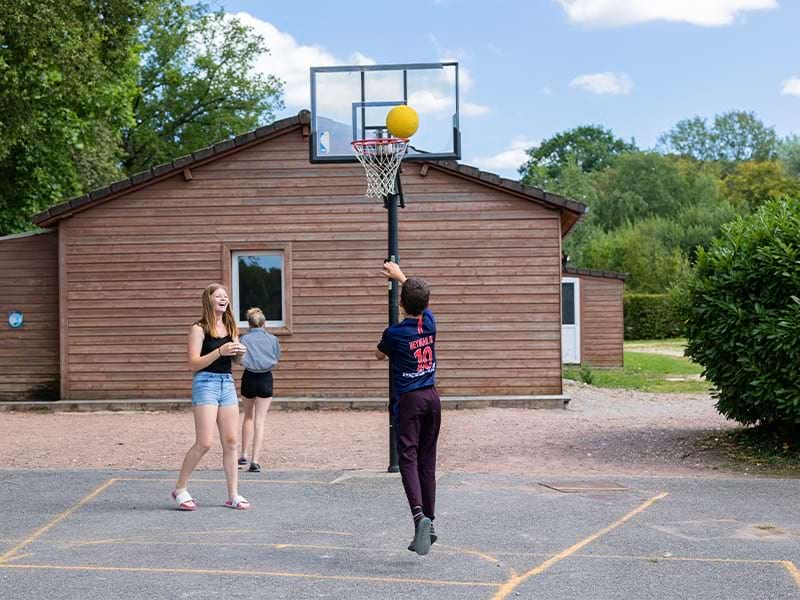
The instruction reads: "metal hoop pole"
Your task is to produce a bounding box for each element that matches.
[386,172,400,473]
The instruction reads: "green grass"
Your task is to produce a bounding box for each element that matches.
[564,343,711,393]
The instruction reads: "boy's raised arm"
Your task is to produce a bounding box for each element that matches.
[382,261,407,283]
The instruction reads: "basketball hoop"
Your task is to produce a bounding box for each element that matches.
[351,138,410,198]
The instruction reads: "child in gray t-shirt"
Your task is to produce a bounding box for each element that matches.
[238,308,281,473]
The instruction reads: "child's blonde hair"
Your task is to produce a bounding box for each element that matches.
[246,307,266,328]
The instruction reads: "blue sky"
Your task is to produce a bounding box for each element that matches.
[212,0,799,179]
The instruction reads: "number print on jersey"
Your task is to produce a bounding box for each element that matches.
[413,346,433,371]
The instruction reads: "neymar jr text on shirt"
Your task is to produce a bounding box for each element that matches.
[409,335,434,350]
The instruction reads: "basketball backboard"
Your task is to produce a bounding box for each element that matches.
[309,62,460,163]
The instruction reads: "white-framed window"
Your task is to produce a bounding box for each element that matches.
[231,251,285,329]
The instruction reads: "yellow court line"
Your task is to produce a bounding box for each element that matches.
[435,543,500,564]
[0,478,117,564]
[65,538,128,549]
[170,529,257,536]
[491,492,669,600]
[588,554,800,589]
[783,561,800,588]
[5,533,794,579]
[9,536,505,563]
[2,553,33,563]
[115,477,329,485]
[573,554,800,591]
[0,563,500,588]
[576,553,793,566]
[286,529,353,536]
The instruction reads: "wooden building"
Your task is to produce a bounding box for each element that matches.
[0,110,624,402]
[0,230,60,399]
[561,266,626,367]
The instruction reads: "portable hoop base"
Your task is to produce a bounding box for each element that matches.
[351,138,410,198]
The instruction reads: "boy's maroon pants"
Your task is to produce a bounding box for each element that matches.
[395,386,441,519]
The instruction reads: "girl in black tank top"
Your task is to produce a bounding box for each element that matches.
[200,333,233,373]
[173,284,250,512]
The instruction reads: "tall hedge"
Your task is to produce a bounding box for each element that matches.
[683,197,800,430]
[624,294,682,340]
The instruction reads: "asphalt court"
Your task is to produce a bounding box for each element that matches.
[1,470,798,599]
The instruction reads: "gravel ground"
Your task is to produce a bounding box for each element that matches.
[0,383,741,476]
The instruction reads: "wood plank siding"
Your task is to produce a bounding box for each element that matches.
[58,126,565,399]
[576,274,624,367]
[0,231,60,399]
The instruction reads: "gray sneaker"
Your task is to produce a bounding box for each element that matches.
[407,522,437,552]
[412,517,432,556]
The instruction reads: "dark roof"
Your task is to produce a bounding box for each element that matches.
[0,228,55,242]
[563,265,627,281]
[428,161,587,215]
[32,110,588,232]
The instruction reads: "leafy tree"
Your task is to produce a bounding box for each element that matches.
[545,157,600,205]
[670,199,738,259]
[554,160,601,265]
[0,0,143,235]
[591,152,721,230]
[578,220,692,293]
[519,125,636,188]
[124,0,284,173]
[657,110,779,163]
[778,135,800,178]
[682,197,800,433]
[558,151,737,290]
[722,160,800,212]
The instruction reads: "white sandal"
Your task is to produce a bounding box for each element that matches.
[171,489,196,511]
[225,495,250,510]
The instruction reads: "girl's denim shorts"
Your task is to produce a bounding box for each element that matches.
[192,372,238,407]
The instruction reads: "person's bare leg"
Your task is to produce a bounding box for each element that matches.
[240,397,255,462]
[175,405,218,492]
[218,405,242,502]
[250,397,273,465]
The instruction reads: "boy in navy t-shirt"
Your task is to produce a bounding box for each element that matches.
[375,261,441,556]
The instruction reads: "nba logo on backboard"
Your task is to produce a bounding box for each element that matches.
[319,131,330,155]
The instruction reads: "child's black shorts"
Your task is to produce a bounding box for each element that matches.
[241,370,273,399]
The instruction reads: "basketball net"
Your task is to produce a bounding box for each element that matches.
[351,138,410,198]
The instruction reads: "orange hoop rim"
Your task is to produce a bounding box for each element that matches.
[351,138,409,149]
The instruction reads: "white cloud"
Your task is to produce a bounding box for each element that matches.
[556,0,777,27]
[463,102,491,117]
[425,33,491,116]
[232,14,492,119]
[781,77,800,97]
[541,85,553,96]
[488,43,503,56]
[409,90,453,114]
[570,71,633,95]
[232,12,375,110]
[427,34,476,90]
[471,137,538,171]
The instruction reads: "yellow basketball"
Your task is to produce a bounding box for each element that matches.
[386,105,419,139]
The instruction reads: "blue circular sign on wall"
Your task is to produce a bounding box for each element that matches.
[8,311,23,328]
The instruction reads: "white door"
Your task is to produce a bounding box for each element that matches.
[561,277,581,364]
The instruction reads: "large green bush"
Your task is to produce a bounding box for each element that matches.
[683,197,800,430]
[624,294,682,340]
